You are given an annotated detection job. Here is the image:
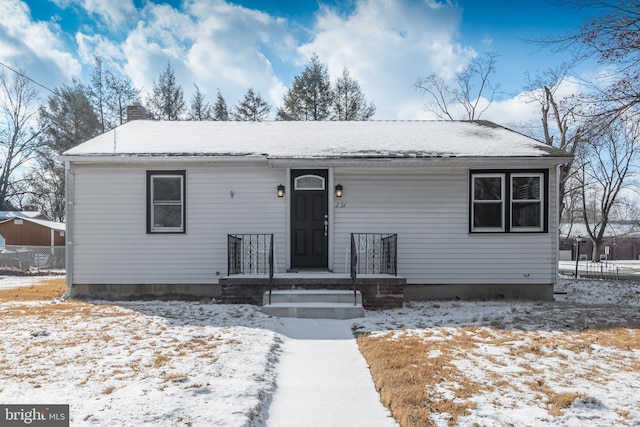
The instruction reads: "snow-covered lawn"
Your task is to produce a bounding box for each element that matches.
[356,278,640,426]
[0,275,639,426]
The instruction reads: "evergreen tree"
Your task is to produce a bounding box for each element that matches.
[33,82,101,219]
[89,56,108,132]
[39,82,101,152]
[188,84,213,120]
[277,53,334,121]
[233,88,271,121]
[89,56,140,129]
[105,71,140,126]
[146,61,185,120]
[213,90,230,121]
[333,66,376,120]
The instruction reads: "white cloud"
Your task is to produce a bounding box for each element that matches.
[0,0,594,125]
[84,0,137,27]
[481,75,592,138]
[97,0,293,113]
[52,0,137,28]
[483,93,540,126]
[76,33,125,67]
[0,0,82,88]
[298,0,474,119]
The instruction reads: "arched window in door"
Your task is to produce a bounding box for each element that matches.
[294,174,325,191]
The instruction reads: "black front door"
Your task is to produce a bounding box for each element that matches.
[291,169,329,269]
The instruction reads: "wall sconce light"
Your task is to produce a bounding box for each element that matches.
[335,184,343,198]
[277,184,285,198]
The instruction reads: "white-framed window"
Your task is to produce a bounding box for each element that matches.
[470,170,547,233]
[294,174,325,190]
[471,174,505,232]
[147,170,186,233]
[510,173,544,232]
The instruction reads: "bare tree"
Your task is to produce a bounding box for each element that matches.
[575,118,639,261]
[523,66,586,220]
[540,0,640,122]
[0,67,46,210]
[414,51,500,120]
[24,156,65,221]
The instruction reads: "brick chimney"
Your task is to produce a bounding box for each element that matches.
[126,102,147,122]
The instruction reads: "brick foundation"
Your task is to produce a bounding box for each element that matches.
[220,276,404,310]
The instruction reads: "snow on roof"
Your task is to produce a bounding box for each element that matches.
[0,211,49,220]
[62,120,571,160]
[0,216,65,231]
[560,221,640,238]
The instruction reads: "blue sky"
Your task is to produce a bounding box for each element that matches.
[1,0,593,123]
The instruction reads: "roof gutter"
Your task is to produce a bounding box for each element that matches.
[60,154,571,168]
[59,154,270,165]
[267,156,572,169]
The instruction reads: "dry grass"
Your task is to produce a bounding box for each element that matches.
[548,392,586,417]
[358,327,640,427]
[4,278,639,425]
[0,277,234,391]
[358,332,477,426]
[0,277,66,302]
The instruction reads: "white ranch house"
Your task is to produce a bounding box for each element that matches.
[61,120,571,308]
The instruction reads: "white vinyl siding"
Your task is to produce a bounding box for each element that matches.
[332,167,558,285]
[69,163,558,287]
[70,163,286,285]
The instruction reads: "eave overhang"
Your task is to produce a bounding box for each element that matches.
[60,153,571,169]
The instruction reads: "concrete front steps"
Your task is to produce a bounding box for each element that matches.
[260,289,365,319]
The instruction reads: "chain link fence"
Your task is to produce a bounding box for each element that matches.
[0,246,65,271]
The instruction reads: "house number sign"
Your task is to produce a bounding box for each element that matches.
[335,201,347,208]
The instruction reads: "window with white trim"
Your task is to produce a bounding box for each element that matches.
[510,173,543,231]
[147,170,186,233]
[471,174,505,231]
[470,170,546,233]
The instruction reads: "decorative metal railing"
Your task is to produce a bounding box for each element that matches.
[349,233,398,306]
[584,261,620,280]
[349,233,398,277]
[227,234,274,277]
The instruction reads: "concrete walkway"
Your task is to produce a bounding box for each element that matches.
[266,318,399,427]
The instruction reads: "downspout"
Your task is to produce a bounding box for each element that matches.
[553,165,561,287]
[62,161,74,300]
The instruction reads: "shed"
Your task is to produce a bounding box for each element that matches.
[0,216,65,247]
